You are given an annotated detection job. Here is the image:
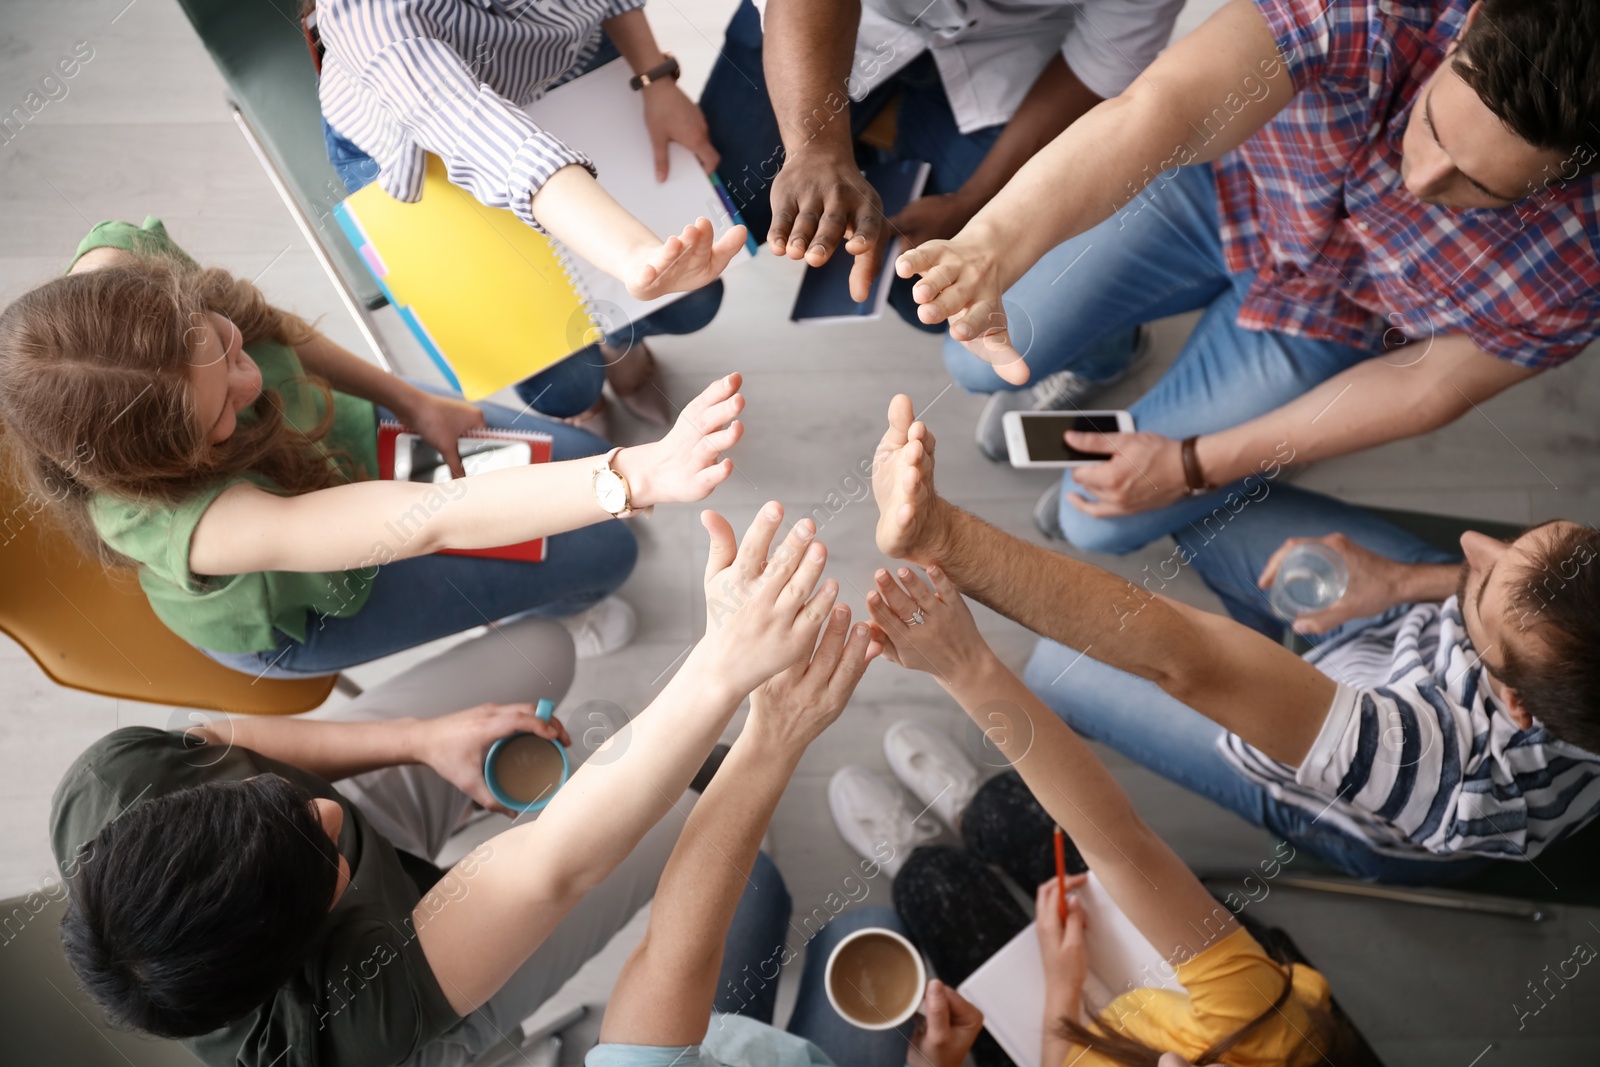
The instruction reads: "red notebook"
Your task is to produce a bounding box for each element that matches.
[376,420,553,563]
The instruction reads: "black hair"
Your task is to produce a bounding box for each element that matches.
[1503,523,1600,752]
[1453,0,1600,175]
[59,773,341,1038]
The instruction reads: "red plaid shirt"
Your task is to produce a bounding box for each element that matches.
[1213,0,1600,368]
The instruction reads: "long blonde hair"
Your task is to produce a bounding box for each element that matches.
[0,256,342,565]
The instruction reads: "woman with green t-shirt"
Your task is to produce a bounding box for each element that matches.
[0,218,745,675]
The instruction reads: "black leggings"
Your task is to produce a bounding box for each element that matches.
[892,773,1087,1067]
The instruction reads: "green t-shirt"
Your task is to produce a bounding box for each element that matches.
[49,727,464,1067]
[74,218,381,652]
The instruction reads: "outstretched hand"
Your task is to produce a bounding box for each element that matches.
[747,603,875,757]
[873,394,950,566]
[864,564,995,687]
[768,147,886,302]
[895,239,1029,384]
[698,502,840,696]
[618,373,744,507]
[626,217,748,300]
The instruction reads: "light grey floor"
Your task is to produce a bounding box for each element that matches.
[2,1,1598,1064]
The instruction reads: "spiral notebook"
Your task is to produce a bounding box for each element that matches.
[334,59,748,400]
[375,420,552,563]
[956,873,1183,1067]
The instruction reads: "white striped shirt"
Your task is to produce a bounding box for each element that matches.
[1222,597,1600,861]
[317,0,643,229]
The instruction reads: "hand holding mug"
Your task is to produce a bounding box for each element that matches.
[414,702,570,816]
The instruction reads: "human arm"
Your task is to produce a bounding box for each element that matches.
[893,0,1291,381]
[762,0,885,301]
[187,374,743,576]
[416,502,842,1014]
[598,606,872,1045]
[870,395,1335,765]
[603,6,719,180]
[187,703,570,814]
[1065,334,1542,517]
[864,566,1238,968]
[317,2,742,299]
[1257,533,1461,636]
[888,55,1101,248]
[1035,875,1091,1067]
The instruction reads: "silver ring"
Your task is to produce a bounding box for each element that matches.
[903,609,926,626]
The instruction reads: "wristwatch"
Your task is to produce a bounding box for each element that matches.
[592,447,650,518]
[1179,436,1214,497]
[629,52,679,90]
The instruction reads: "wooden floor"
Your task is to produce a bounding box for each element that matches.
[1,1,1596,1063]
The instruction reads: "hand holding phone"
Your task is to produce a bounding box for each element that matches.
[1001,411,1134,469]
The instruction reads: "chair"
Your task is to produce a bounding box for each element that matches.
[171,0,395,372]
[0,471,338,715]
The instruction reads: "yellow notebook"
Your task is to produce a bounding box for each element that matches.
[335,155,599,400]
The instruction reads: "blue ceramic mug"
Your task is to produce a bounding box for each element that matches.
[483,698,570,813]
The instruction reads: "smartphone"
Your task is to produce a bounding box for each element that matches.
[392,434,533,483]
[1001,410,1134,469]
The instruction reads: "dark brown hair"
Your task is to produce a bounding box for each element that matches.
[1453,0,1600,174]
[0,256,343,566]
[1504,523,1600,751]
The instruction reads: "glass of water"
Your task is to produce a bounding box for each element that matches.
[1269,543,1350,621]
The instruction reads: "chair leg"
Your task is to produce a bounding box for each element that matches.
[333,673,364,698]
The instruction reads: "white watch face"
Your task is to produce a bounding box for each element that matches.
[595,469,628,513]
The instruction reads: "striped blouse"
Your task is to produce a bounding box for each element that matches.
[1222,597,1600,861]
[316,0,644,230]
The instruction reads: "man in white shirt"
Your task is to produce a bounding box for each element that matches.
[700,0,1184,327]
[868,395,1600,884]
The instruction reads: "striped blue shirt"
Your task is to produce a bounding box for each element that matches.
[1223,597,1600,861]
[317,0,644,229]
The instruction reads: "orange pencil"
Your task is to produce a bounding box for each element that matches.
[1053,823,1068,923]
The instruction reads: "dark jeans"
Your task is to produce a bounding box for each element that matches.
[892,773,1080,1067]
[321,32,724,419]
[700,0,1002,332]
[715,852,914,1067]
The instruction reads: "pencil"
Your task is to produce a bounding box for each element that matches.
[1053,823,1068,923]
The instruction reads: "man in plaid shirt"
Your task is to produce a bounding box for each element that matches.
[897,0,1598,553]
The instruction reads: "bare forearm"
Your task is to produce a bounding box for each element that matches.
[196,716,420,781]
[1198,335,1539,489]
[943,657,1233,961]
[602,7,667,74]
[956,0,1287,288]
[955,55,1099,208]
[530,164,659,280]
[418,644,746,1014]
[603,736,797,1045]
[925,501,1335,764]
[763,0,859,154]
[293,332,419,413]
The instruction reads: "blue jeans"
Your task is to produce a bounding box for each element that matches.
[321,32,724,420]
[1023,483,1493,885]
[701,0,1002,332]
[202,388,636,677]
[945,163,1379,555]
[714,852,913,1067]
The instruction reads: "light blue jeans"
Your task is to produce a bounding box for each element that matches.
[1023,481,1494,886]
[944,163,1378,555]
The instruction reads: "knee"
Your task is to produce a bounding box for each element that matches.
[681,279,724,330]
[941,336,1021,395]
[891,845,965,914]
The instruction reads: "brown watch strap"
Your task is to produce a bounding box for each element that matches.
[629,53,679,90]
[1180,436,1212,496]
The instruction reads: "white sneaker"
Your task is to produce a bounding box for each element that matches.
[559,596,637,659]
[883,720,980,832]
[828,766,940,877]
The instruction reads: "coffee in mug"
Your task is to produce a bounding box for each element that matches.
[824,927,926,1030]
[484,699,571,813]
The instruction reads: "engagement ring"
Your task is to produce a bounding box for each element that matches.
[904,609,926,626]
